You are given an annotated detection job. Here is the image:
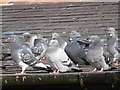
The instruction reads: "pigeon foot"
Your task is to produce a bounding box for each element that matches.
[113,62,120,66]
[89,70,97,72]
[15,73,26,75]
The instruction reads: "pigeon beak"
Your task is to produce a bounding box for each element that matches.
[69,38,73,42]
[109,34,113,37]
[88,39,92,42]
[88,38,95,43]
[69,38,73,41]
[108,31,113,36]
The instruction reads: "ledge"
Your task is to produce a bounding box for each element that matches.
[1,71,120,89]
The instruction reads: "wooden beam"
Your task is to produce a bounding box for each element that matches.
[1,71,120,88]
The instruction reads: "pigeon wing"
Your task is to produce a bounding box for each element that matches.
[20,45,39,66]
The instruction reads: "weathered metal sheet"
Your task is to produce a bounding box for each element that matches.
[2,2,119,43]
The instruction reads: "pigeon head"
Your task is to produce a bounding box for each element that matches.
[34,38,48,46]
[49,40,60,48]
[89,35,101,45]
[23,32,31,39]
[36,34,43,39]
[108,28,115,32]
[52,33,60,40]
[10,35,20,43]
[108,28,116,37]
[68,34,77,42]
[23,32,38,40]
[71,30,81,38]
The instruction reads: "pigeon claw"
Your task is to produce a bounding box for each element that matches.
[49,70,60,74]
[40,57,45,62]
[113,62,120,66]
[89,70,97,73]
[97,70,103,72]
[15,73,26,75]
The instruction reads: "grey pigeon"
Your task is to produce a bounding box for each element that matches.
[10,35,52,75]
[65,33,89,66]
[46,40,82,74]
[52,33,67,50]
[70,30,90,53]
[86,35,110,72]
[107,28,120,65]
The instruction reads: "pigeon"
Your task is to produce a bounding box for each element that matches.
[70,30,90,53]
[65,33,89,66]
[86,35,110,72]
[31,38,48,60]
[23,32,38,48]
[52,33,67,50]
[10,35,52,75]
[46,40,82,74]
[107,28,120,65]
[70,30,81,38]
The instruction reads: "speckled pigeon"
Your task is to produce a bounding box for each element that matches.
[10,35,52,75]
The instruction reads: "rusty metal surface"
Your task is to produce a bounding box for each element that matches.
[2,2,119,43]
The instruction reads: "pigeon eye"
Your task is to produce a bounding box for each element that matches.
[12,38,16,41]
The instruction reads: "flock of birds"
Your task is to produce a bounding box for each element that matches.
[5,27,120,75]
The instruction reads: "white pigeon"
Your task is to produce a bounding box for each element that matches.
[46,40,81,74]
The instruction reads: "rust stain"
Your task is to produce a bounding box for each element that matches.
[0,0,95,5]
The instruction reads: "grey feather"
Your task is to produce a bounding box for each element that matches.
[31,38,48,59]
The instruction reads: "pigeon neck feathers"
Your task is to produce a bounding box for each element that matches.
[23,33,38,48]
[52,33,66,48]
[47,40,60,52]
[10,35,22,50]
[55,35,66,47]
[107,28,118,46]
